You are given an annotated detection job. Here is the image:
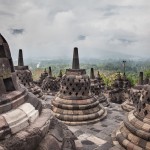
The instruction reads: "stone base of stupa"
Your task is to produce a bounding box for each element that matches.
[95,93,110,107]
[0,87,82,150]
[121,100,134,112]
[51,96,107,126]
[112,110,150,150]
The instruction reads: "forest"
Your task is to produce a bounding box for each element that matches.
[24,58,150,86]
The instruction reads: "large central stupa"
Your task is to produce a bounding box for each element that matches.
[51,47,107,125]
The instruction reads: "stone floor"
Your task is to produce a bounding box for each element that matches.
[67,103,126,150]
[45,95,126,150]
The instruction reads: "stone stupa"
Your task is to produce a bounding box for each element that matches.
[112,83,150,150]
[0,34,83,150]
[121,72,145,112]
[15,49,45,99]
[35,68,48,87]
[90,68,100,95]
[41,67,60,95]
[109,72,131,104]
[96,71,105,90]
[90,68,109,107]
[51,47,107,125]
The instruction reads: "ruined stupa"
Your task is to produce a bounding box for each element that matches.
[121,87,140,112]
[112,83,150,150]
[109,72,131,104]
[51,47,107,125]
[15,49,45,99]
[121,72,144,112]
[41,67,60,95]
[35,68,48,86]
[96,71,105,90]
[90,68,109,107]
[0,34,83,150]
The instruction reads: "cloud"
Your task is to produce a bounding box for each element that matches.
[77,35,86,41]
[0,10,14,17]
[0,0,149,59]
[10,28,25,35]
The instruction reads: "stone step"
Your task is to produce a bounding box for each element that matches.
[52,105,101,115]
[53,107,106,122]
[60,109,107,126]
[52,99,100,110]
[54,96,97,105]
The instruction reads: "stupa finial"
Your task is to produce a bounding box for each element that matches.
[72,47,80,69]
[90,68,95,79]
[18,49,24,66]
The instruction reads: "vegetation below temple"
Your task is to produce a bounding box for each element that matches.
[21,58,150,86]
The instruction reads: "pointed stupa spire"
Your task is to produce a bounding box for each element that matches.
[49,66,52,77]
[90,68,95,79]
[139,72,143,85]
[18,49,24,66]
[72,47,80,69]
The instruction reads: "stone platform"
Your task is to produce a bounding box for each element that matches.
[68,103,125,150]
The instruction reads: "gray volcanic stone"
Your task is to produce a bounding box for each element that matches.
[37,134,61,150]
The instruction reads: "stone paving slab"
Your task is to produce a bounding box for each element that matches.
[68,103,126,150]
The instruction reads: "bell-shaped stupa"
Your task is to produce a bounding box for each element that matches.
[51,47,107,125]
[112,84,150,149]
[15,49,45,99]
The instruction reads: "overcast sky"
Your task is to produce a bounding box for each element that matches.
[0,0,150,59]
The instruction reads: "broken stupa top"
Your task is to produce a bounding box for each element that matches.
[41,66,60,93]
[0,34,46,140]
[0,34,19,94]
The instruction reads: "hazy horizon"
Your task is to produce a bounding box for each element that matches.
[0,0,150,59]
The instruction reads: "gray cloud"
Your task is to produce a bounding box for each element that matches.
[10,29,25,35]
[0,10,14,17]
[0,0,149,59]
[117,38,136,44]
[78,35,86,41]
